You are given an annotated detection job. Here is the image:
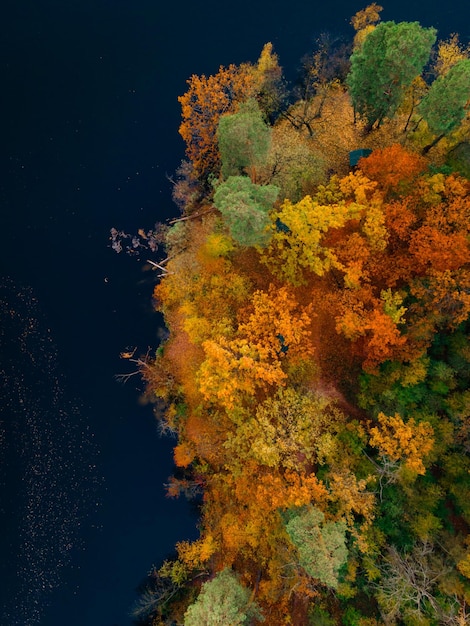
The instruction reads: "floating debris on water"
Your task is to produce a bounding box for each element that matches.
[0,277,102,625]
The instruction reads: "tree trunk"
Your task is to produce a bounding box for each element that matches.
[421,133,445,155]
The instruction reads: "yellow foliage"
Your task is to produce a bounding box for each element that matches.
[351,3,383,32]
[197,284,315,407]
[264,195,352,282]
[220,512,252,551]
[457,552,470,579]
[139,25,470,624]
[200,231,235,258]
[256,41,279,74]
[339,170,379,205]
[380,288,407,325]
[393,357,430,387]
[351,3,383,50]
[328,471,375,523]
[225,387,344,470]
[237,284,315,362]
[353,25,376,50]
[284,88,363,176]
[177,534,219,568]
[434,34,470,77]
[362,202,388,251]
[257,118,327,201]
[369,412,435,475]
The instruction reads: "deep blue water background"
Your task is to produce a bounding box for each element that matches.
[0,1,468,624]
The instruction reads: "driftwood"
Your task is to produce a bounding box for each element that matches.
[168,207,216,225]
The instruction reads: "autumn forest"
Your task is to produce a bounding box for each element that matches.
[132,4,470,624]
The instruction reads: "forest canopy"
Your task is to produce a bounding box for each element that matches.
[132,5,470,625]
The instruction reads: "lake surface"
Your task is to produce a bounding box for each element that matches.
[0,1,468,624]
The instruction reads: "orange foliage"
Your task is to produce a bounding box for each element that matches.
[178,64,257,180]
[142,29,470,624]
[174,442,196,468]
[176,534,219,569]
[384,197,417,241]
[206,462,327,560]
[184,412,222,465]
[243,469,328,512]
[237,284,315,363]
[351,3,383,32]
[409,269,470,330]
[335,288,407,371]
[358,144,427,195]
[163,311,206,406]
[369,412,435,475]
[362,308,407,371]
[409,226,469,272]
[197,285,315,409]
[198,336,287,410]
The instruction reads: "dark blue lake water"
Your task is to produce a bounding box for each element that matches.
[0,1,468,624]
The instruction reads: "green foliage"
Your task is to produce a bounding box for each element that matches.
[347,21,436,128]
[447,142,470,179]
[358,327,470,420]
[184,569,263,625]
[217,99,271,178]
[309,605,336,626]
[146,11,470,626]
[418,59,470,136]
[285,506,348,589]
[375,483,414,550]
[213,175,279,246]
[341,606,367,626]
[164,220,190,255]
[261,122,328,202]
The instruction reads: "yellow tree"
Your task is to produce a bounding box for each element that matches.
[352,6,382,32]
[433,33,470,77]
[224,387,344,471]
[253,42,286,120]
[263,194,355,284]
[369,412,435,476]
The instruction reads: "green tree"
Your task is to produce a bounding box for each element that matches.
[217,99,271,181]
[347,21,436,130]
[418,59,470,152]
[213,176,279,246]
[184,569,263,625]
[285,506,348,589]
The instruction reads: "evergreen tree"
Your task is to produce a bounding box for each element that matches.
[347,21,436,130]
[285,506,348,589]
[213,176,279,247]
[217,99,271,180]
[184,569,263,625]
[418,59,470,151]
